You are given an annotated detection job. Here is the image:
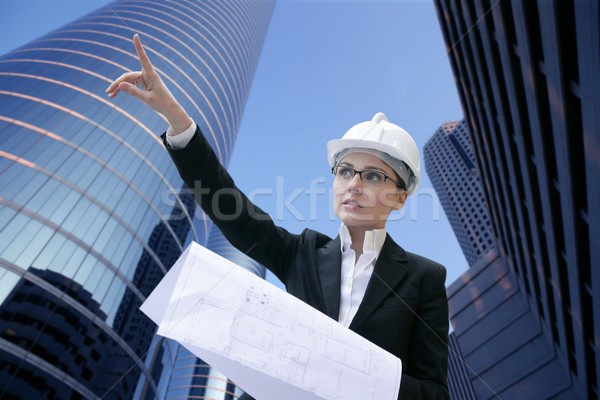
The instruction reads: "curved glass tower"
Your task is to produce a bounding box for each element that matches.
[0,0,274,398]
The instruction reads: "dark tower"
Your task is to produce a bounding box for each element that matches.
[434,0,599,398]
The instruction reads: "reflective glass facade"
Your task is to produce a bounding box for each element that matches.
[435,0,598,398]
[0,0,274,398]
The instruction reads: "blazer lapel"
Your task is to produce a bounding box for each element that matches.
[317,236,342,320]
[349,235,409,330]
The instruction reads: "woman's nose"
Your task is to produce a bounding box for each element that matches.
[347,173,363,192]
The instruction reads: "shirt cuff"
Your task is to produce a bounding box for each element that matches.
[166,119,196,149]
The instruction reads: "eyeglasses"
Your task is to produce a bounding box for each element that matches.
[332,165,406,189]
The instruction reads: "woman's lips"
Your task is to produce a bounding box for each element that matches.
[343,198,363,208]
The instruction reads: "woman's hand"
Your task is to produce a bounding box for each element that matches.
[106,34,192,134]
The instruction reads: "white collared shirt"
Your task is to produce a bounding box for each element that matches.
[338,224,387,327]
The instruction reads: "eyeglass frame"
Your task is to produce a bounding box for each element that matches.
[331,165,406,190]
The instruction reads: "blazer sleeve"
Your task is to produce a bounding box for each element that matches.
[399,262,449,400]
[162,126,299,283]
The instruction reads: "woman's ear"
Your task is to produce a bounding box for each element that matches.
[382,188,408,211]
[391,190,408,211]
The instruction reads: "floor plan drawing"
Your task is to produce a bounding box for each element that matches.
[142,242,402,400]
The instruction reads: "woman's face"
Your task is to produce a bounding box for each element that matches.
[333,151,407,232]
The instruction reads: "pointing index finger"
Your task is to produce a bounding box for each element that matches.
[133,34,154,72]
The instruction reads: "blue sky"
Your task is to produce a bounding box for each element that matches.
[0,0,468,287]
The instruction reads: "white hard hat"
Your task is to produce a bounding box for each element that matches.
[327,112,421,193]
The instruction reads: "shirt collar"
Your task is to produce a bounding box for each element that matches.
[339,224,387,256]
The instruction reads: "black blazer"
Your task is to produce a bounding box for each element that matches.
[164,128,449,399]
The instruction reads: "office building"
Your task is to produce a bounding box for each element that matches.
[434,0,599,398]
[425,120,575,398]
[423,120,496,267]
[0,0,274,398]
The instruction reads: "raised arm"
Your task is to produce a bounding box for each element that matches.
[105,34,306,281]
[105,34,192,134]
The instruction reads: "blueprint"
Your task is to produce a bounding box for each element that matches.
[141,241,402,400]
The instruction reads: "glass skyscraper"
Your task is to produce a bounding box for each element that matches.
[0,0,274,398]
[435,0,598,398]
[423,120,496,267]
[425,120,578,399]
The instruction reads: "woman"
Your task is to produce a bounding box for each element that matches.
[107,34,449,400]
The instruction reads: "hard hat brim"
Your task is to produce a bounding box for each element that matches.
[327,138,421,193]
